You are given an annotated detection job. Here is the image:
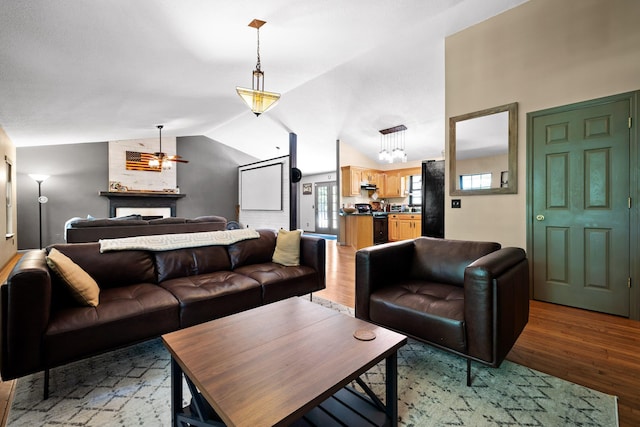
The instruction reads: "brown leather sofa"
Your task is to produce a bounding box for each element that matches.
[355,236,529,385]
[1,229,325,398]
[66,215,228,243]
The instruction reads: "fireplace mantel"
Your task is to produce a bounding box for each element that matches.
[99,191,186,217]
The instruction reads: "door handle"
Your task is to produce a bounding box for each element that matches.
[536,214,545,221]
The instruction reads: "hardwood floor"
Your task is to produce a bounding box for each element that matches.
[2,244,639,426]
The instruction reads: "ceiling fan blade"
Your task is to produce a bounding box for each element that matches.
[171,158,189,163]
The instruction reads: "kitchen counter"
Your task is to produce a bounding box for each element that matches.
[340,214,373,250]
[386,211,421,215]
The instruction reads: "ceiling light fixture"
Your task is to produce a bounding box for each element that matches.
[378,125,408,163]
[147,125,189,171]
[236,19,280,116]
[148,125,169,170]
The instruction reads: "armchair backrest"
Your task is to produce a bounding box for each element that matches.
[409,237,501,286]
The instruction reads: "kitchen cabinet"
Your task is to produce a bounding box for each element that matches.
[363,170,383,187]
[382,171,403,198]
[341,166,365,196]
[344,214,373,250]
[388,214,422,241]
[341,165,421,198]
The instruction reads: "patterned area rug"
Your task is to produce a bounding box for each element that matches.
[8,297,618,426]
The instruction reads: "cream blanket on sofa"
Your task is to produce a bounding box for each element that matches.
[99,229,260,252]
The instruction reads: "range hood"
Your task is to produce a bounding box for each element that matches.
[361,183,378,191]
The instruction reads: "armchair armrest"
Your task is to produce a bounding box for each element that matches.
[1,250,52,379]
[355,240,415,321]
[464,247,529,364]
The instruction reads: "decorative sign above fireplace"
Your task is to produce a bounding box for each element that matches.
[108,138,177,192]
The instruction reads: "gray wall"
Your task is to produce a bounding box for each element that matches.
[176,135,257,221]
[17,136,257,249]
[17,142,109,249]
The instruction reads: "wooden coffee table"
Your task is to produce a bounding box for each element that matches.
[162,297,407,427]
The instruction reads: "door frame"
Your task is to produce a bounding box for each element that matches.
[526,90,639,320]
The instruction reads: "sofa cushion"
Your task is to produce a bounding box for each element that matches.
[46,248,100,307]
[154,245,232,282]
[234,263,320,304]
[159,271,262,328]
[228,229,277,269]
[148,217,187,225]
[71,216,148,227]
[369,280,466,353]
[409,237,500,286]
[186,215,227,223]
[272,229,302,266]
[48,243,157,288]
[44,283,179,367]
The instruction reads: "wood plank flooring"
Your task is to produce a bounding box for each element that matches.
[2,243,639,426]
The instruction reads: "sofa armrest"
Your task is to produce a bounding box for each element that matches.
[1,250,52,379]
[355,240,415,321]
[464,247,529,364]
[300,235,326,290]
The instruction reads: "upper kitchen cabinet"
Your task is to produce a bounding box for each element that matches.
[381,171,403,198]
[362,170,383,187]
[341,166,366,196]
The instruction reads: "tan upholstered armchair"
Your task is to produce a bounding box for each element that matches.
[355,236,529,385]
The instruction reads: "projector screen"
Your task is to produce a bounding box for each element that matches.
[240,162,283,211]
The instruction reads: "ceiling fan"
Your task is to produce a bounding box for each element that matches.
[148,125,189,169]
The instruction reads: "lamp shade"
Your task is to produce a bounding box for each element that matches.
[236,87,280,116]
[29,174,50,183]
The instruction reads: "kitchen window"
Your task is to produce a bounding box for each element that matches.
[408,175,422,206]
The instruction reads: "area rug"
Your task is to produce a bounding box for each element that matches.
[8,297,618,426]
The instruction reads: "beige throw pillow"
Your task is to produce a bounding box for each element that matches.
[46,248,100,307]
[272,229,302,266]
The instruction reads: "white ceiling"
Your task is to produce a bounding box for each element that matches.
[0,0,527,175]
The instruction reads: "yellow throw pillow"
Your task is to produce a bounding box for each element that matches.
[272,229,302,266]
[46,248,100,307]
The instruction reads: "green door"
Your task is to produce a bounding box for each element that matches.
[531,98,631,317]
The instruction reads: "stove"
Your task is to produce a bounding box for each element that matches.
[354,203,372,214]
[373,212,388,244]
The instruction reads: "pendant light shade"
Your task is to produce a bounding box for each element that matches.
[236,87,280,116]
[236,19,280,116]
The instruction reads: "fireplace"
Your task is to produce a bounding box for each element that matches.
[99,191,186,218]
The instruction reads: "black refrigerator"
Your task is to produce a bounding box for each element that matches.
[421,160,445,238]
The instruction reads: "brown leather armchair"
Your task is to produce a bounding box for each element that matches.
[355,236,529,385]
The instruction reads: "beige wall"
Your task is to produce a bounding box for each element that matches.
[0,127,17,268]
[445,0,640,248]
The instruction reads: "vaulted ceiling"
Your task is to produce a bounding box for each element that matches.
[0,0,527,174]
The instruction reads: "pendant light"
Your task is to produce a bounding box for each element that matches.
[379,125,408,163]
[236,19,280,116]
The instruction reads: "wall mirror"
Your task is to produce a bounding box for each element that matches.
[449,102,518,196]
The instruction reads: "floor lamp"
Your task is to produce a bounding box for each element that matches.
[28,174,49,249]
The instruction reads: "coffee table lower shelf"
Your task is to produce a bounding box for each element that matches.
[176,380,392,427]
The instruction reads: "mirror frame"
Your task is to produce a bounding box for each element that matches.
[449,102,518,196]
